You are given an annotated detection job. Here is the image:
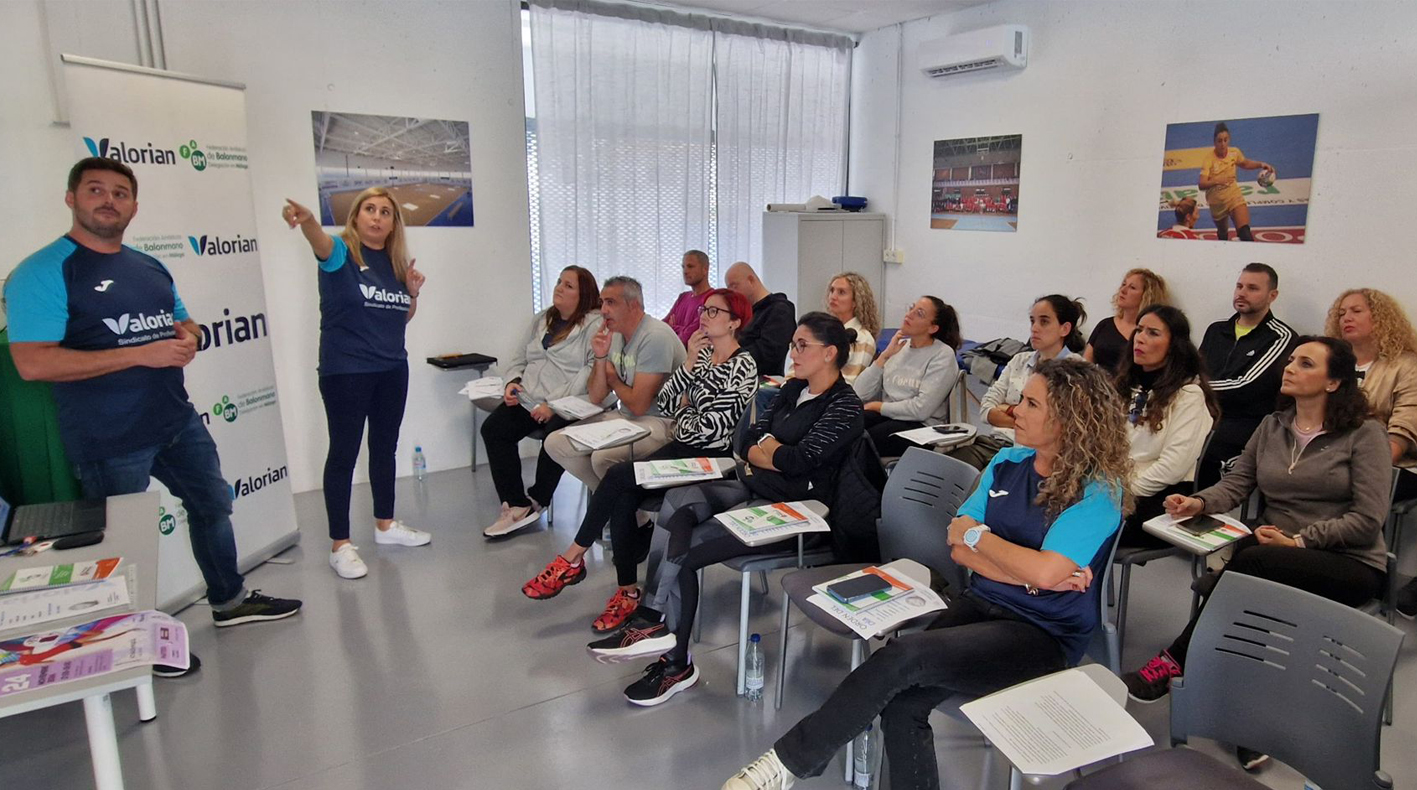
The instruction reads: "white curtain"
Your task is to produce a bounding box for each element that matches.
[714,29,852,269]
[529,0,714,318]
[527,0,851,317]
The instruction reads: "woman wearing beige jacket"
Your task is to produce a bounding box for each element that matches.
[1328,287,1417,614]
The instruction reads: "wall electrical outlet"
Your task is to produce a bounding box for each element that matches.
[883,248,905,264]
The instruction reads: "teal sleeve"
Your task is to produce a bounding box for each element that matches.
[957,454,1001,521]
[3,254,70,342]
[1040,480,1124,566]
[318,235,348,272]
[156,261,189,321]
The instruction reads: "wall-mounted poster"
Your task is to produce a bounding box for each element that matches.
[1158,113,1318,244]
[929,134,1021,232]
[311,111,474,227]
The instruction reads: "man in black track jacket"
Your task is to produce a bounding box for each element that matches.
[1197,263,1297,488]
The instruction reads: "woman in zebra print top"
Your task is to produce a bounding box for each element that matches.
[521,289,759,634]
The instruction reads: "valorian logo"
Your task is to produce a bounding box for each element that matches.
[359,284,412,305]
[83,136,178,166]
[188,234,259,256]
[102,311,175,335]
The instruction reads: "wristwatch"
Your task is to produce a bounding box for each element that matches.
[963,524,991,552]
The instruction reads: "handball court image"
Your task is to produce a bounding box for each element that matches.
[312,111,475,227]
[930,134,1021,232]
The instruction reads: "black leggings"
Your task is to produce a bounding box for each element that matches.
[319,363,409,541]
[773,593,1067,790]
[1166,537,1385,666]
[572,441,726,586]
[863,412,923,458]
[479,402,571,509]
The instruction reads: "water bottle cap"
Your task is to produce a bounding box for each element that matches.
[750,633,760,643]
[865,724,873,732]
[415,445,423,452]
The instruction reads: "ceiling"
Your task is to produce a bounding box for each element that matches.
[645,0,993,35]
[312,112,472,170]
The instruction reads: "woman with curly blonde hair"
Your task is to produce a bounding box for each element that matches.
[1085,268,1170,373]
[722,358,1130,790]
[1328,288,1417,615]
[785,272,880,383]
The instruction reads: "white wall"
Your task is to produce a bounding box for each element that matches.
[2,0,535,493]
[850,0,1417,345]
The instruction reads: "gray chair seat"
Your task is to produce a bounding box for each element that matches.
[722,547,836,575]
[1067,747,1267,789]
[779,563,871,637]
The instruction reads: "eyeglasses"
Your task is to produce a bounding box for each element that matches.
[696,305,733,319]
[787,340,827,354]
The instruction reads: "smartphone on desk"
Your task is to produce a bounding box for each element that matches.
[826,574,893,605]
[932,425,969,435]
[1175,514,1225,536]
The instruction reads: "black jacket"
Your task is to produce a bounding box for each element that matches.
[738,376,864,505]
[739,293,796,376]
[1200,311,1297,430]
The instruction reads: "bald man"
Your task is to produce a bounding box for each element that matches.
[724,262,796,376]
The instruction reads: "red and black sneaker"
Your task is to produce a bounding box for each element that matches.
[1122,651,1182,703]
[521,556,586,600]
[592,588,641,633]
[624,656,699,707]
[587,610,674,660]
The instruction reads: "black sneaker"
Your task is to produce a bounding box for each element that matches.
[624,656,699,706]
[212,590,303,628]
[587,610,674,661]
[1236,746,1269,772]
[153,652,202,678]
[1122,651,1182,703]
[1395,579,1417,620]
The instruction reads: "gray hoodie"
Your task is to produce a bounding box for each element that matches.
[1194,409,1390,572]
[501,311,603,410]
[851,338,959,423]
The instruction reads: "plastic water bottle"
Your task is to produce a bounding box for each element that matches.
[853,724,876,789]
[745,633,764,702]
[413,445,427,481]
[1303,782,1321,790]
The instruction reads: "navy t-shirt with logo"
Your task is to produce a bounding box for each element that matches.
[4,236,193,462]
[956,445,1123,665]
[316,235,409,377]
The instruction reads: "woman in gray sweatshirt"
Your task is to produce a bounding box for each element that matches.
[852,296,962,457]
[1124,336,1390,711]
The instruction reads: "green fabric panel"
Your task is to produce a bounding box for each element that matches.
[0,327,82,504]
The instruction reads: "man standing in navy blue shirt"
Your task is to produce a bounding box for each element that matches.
[5,158,301,676]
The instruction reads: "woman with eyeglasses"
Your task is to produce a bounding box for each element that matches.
[1112,305,1218,547]
[853,296,963,457]
[521,289,758,635]
[584,312,865,707]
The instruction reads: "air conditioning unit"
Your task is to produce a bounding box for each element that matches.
[919,25,1029,78]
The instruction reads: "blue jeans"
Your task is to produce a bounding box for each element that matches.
[73,407,247,610]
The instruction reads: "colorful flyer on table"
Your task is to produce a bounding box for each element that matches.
[0,611,188,698]
[0,558,123,593]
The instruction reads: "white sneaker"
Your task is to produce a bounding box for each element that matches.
[329,544,368,579]
[482,502,541,538]
[375,520,432,547]
[723,749,796,790]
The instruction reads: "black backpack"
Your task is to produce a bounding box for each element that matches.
[824,434,887,563]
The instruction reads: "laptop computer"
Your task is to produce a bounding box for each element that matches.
[0,493,107,546]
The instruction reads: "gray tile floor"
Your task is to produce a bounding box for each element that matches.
[3,461,1415,789]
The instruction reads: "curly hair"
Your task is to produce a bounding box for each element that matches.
[1277,336,1370,433]
[829,273,881,337]
[1112,269,1170,318]
[1032,358,1135,520]
[1113,305,1220,432]
[1324,288,1417,361]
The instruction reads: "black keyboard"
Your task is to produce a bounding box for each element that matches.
[6,501,100,544]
